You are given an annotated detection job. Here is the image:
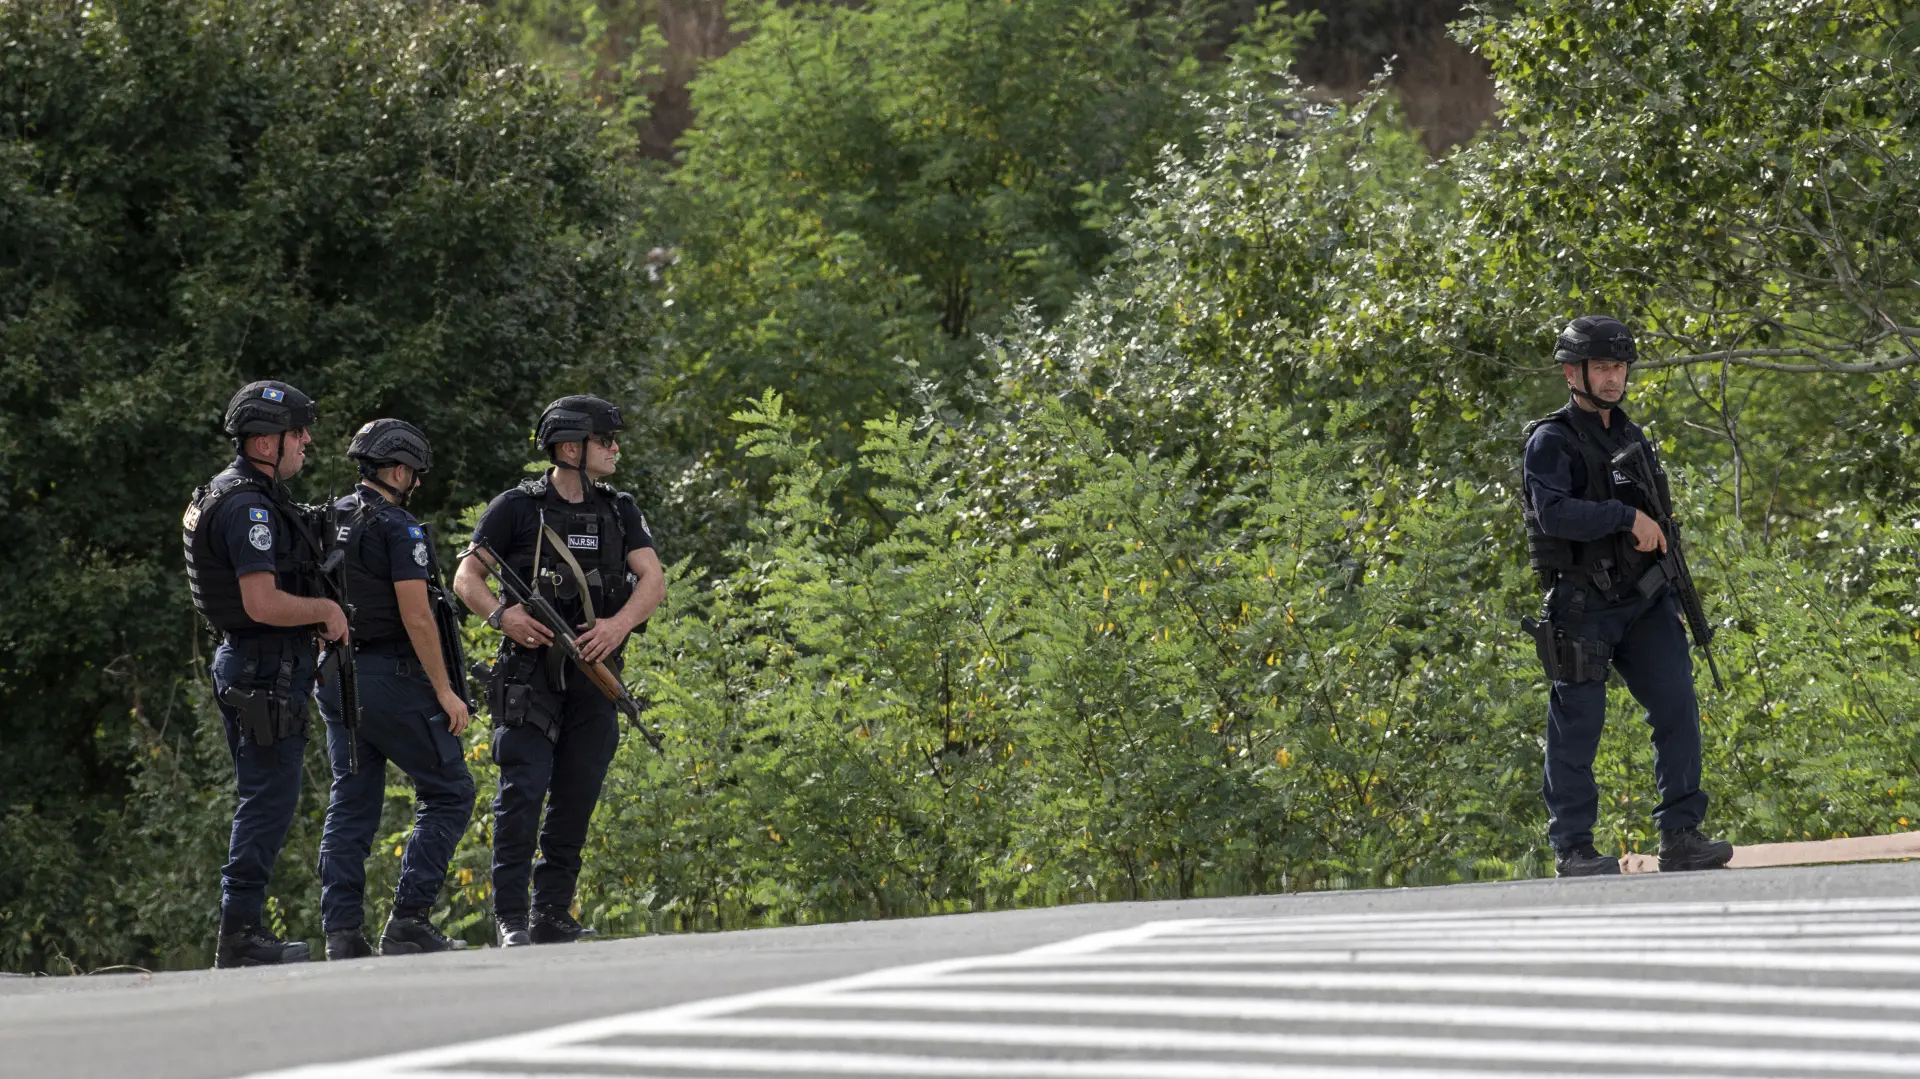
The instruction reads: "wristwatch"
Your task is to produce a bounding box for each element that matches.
[486,601,508,630]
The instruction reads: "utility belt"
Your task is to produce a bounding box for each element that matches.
[352,636,415,658]
[1537,554,1668,603]
[218,638,311,746]
[355,650,424,678]
[1519,562,1670,684]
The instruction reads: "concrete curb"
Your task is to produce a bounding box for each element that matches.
[1619,831,1920,874]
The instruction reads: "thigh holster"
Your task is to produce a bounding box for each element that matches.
[1520,586,1612,686]
[482,645,562,742]
[220,648,306,745]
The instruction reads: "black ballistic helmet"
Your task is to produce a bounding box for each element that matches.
[1555,315,1636,409]
[347,418,433,472]
[1554,315,1638,365]
[537,395,625,448]
[224,380,318,438]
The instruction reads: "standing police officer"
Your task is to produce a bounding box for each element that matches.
[315,420,479,960]
[182,381,346,967]
[1521,316,1734,877]
[452,396,664,947]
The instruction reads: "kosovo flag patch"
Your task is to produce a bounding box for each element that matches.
[248,507,270,523]
[407,525,425,539]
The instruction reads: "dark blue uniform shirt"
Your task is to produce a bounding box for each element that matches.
[334,484,433,586]
[1522,405,1640,542]
[208,457,300,590]
[470,483,653,563]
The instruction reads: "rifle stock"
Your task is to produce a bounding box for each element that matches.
[468,540,665,754]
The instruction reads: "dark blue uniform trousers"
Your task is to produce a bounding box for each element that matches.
[1544,583,1710,851]
[491,661,619,921]
[211,637,315,929]
[315,651,476,932]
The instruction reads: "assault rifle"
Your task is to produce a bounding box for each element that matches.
[466,540,664,754]
[314,498,364,773]
[1610,443,1725,692]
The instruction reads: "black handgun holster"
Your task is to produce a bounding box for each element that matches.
[484,644,561,743]
[1520,586,1612,686]
[220,651,304,746]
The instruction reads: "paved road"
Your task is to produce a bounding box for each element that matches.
[8,862,1920,1079]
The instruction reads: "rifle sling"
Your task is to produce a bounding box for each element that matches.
[540,524,598,630]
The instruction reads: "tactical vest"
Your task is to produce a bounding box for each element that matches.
[182,465,323,634]
[1521,404,1663,597]
[331,488,410,647]
[504,474,636,623]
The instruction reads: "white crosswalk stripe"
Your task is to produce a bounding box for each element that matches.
[249,896,1920,1078]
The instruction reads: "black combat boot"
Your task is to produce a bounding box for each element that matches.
[380,911,470,955]
[325,928,374,961]
[215,924,310,968]
[496,915,532,948]
[530,906,599,944]
[1554,843,1623,878]
[1660,827,1734,872]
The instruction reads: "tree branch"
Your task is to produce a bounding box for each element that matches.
[1638,327,1920,373]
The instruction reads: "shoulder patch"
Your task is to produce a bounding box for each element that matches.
[412,542,430,567]
[407,524,425,539]
[248,523,273,551]
[248,507,270,523]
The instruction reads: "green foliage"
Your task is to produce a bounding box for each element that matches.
[558,2,1920,931]
[11,0,1920,973]
[570,399,1920,927]
[1446,0,1920,513]
[491,0,669,143]
[0,0,647,972]
[648,0,1314,519]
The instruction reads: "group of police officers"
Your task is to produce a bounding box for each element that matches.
[184,383,659,966]
[183,313,1731,965]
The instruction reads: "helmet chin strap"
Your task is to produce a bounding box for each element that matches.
[364,462,418,503]
[242,432,289,482]
[365,471,411,506]
[556,439,592,499]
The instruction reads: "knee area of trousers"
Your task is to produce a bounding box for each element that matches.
[439,790,477,832]
[430,767,477,806]
[449,775,478,809]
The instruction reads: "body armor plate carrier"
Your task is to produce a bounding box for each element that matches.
[182,466,323,634]
[1521,404,1667,601]
[506,474,637,624]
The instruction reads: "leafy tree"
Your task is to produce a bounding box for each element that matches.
[0,0,647,972]
[645,0,1312,530]
[1447,0,1920,521]
[565,0,1920,931]
[13,0,1920,973]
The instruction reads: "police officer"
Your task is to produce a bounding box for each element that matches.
[315,420,479,960]
[452,396,664,946]
[182,381,346,967]
[1521,316,1734,876]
